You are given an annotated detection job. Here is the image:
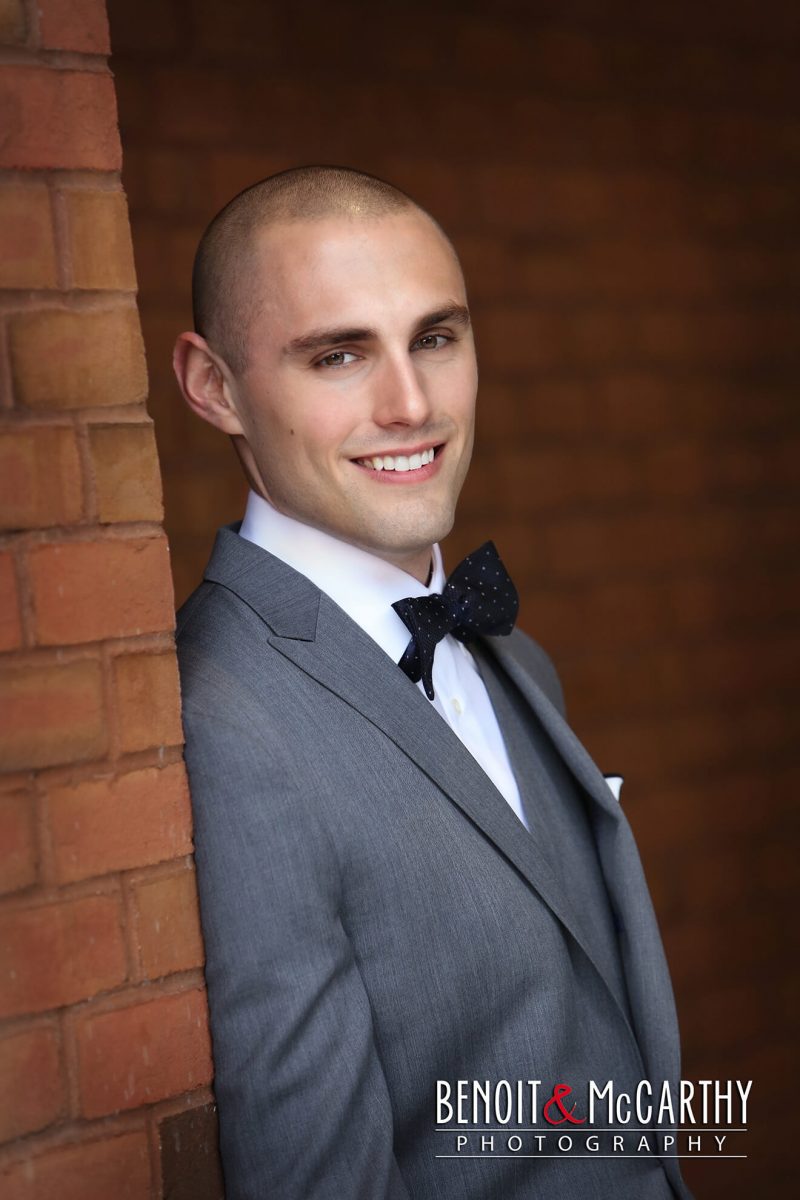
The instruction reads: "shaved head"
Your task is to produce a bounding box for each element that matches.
[192,165,452,375]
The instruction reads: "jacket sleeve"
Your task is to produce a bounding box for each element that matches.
[181,701,412,1200]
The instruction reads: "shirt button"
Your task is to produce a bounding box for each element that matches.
[451,697,463,715]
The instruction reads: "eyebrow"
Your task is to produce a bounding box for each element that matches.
[281,302,471,358]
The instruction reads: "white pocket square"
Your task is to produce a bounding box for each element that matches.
[603,774,624,802]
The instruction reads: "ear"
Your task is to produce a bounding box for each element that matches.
[172,332,245,436]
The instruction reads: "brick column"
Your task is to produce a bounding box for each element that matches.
[0,3,221,1197]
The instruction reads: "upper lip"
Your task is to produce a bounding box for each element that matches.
[351,441,442,460]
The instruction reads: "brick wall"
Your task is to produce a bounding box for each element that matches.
[0,2,221,1197]
[108,2,798,1196]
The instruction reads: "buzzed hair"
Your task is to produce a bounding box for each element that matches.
[192,165,436,375]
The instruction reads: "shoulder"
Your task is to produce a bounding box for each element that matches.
[175,578,271,728]
[501,626,567,717]
[176,576,241,653]
[176,578,250,674]
[174,580,310,812]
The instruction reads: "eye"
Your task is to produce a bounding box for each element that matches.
[413,333,451,351]
[316,350,359,369]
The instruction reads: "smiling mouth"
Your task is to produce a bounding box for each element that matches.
[352,444,442,473]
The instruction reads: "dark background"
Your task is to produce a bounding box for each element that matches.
[108,1,800,1193]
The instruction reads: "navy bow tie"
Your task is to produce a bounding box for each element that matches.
[392,541,519,701]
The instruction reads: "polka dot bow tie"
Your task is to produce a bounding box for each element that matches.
[392,541,519,701]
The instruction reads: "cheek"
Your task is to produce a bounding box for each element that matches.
[451,369,478,427]
[295,404,358,462]
[266,416,352,478]
[447,351,478,397]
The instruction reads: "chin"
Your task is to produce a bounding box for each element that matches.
[374,515,455,557]
[342,494,457,557]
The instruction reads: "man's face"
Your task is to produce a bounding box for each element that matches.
[227,209,477,575]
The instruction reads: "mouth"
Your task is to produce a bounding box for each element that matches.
[351,443,443,476]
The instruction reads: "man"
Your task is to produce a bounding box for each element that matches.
[173,165,689,1199]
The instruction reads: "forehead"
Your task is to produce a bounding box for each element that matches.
[249,211,465,335]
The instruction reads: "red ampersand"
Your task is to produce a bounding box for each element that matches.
[543,1083,586,1125]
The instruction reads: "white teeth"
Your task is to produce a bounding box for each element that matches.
[358,446,437,471]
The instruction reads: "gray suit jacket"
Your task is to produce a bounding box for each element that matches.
[177,524,690,1200]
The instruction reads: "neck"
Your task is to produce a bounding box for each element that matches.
[236,455,435,584]
[375,545,434,585]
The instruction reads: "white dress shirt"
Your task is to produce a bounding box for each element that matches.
[239,490,527,827]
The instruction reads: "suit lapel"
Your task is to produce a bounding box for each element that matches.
[482,633,683,1096]
[481,634,626,824]
[470,639,634,1021]
[270,599,608,967]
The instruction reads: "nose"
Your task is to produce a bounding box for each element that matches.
[371,350,433,429]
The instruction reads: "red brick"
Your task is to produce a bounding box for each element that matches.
[205,148,288,212]
[579,700,797,783]
[367,157,472,229]
[0,894,126,1019]
[64,189,137,291]
[0,426,83,530]
[142,66,243,146]
[133,868,204,978]
[0,66,120,171]
[687,768,800,843]
[118,144,211,218]
[754,837,799,902]
[469,166,630,234]
[676,844,758,916]
[0,658,106,771]
[561,632,800,719]
[156,451,243,531]
[668,906,783,992]
[0,185,56,288]
[103,0,182,56]
[0,1023,63,1140]
[0,553,22,652]
[113,652,184,754]
[522,504,798,582]
[28,536,174,646]
[9,307,147,410]
[0,790,37,895]
[186,1,282,63]
[456,235,518,303]
[474,307,632,373]
[116,217,197,301]
[38,0,110,55]
[0,1130,150,1200]
[680,980,767,1056]
[0,0,25,44]
[137,308,197,413]
[48,763,192,884]
[76,988,212,1117]
[170,535,217,611]
[637,307,800,368]
[475,373,797,444]
[88,423,164,523]
[463,446,642,519]
[522,239,728,302]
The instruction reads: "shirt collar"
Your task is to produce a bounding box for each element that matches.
[238,489,445,663]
